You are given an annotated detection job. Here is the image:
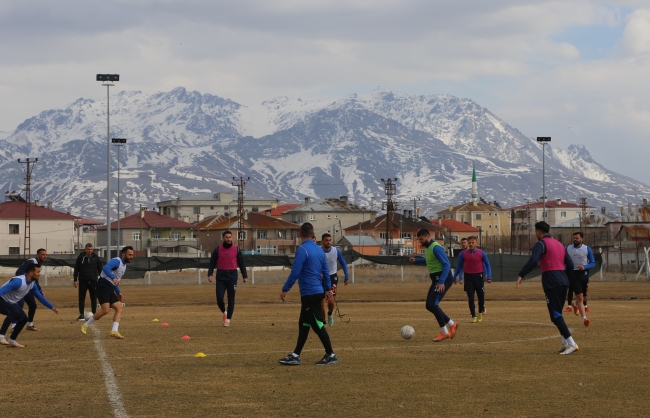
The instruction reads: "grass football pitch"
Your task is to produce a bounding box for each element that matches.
[1,280,649,417]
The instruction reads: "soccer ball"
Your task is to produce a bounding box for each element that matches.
[84,312,94,320]
[400,325,415,340]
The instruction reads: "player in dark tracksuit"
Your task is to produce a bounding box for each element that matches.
[517,221,579,355]
[10,249,48,331]
[207,231,248,327]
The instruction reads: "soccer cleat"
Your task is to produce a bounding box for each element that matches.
[110,331,125,339]
[449,322,459,339]
[564,307,572,312]
[573,304,579,316]
[77,314,85,321]
[222,312,227,326]
[472,317,478,323]
[328,315,334,326]
[0,337,8,345]
[26,325,40,331]
[6,341,25,348]
[583,318,590,327]
[560,345,579,355]
[315,353,338,365]
[585,307,591,313]
[81,325,88,335]
[224,319,230,327]
[557,345,569,354]
[433,332,451,342]
[278,353,301,365]
[477,313,483,323]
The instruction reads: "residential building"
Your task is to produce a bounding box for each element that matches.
[344,212,443,255]
[0,200,78,256]
[510,198,590,227]
[257,204,301,219]
[157,191,280,222]
[430,218,482,253]
[336,236,383,255]
[283,196,376,240]
[196,212,300,255]
[436,201,511,238]
[97,209,197,256]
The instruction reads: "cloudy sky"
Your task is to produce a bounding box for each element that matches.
[1,1,649,182]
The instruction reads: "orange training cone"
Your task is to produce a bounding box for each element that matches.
[181,335,191,340]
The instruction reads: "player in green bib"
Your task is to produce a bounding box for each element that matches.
[409,228,459,342]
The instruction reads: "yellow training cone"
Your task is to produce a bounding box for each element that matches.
[152,318,160,322]
[195,352,206,358]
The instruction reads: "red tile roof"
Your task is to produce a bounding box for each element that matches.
[257,204,301,217]
[431,218,481,232]
[197,212,300,230]
[0,201,78,220]
[97,211,195,230]
[344,213,443,232]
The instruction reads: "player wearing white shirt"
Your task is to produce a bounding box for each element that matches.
[321,233,349,327]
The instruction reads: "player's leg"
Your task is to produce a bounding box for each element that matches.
[327,275,338,326]
[78,280,88,320]
[279,296,313,365]
[89,281,98,314]
[0,300,13,344]
[584,279,590,312]
[565,286,574,312]
[427,273,457,341]
[224,279,236,326]
[82,284,113,334]
[464,278,477,320]
[305,294,336,365]
[24,293,38,330]
[476,276,485,322]
[7,306,28,347]
[216,280,227,325]
[545,286,577,354]
[109,300,125,338]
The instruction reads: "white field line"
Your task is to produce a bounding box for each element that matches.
[92,326,129,418]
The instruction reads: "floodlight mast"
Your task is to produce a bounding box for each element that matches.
[97,74,119,260]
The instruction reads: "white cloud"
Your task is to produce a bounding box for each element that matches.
[622,9,650,54]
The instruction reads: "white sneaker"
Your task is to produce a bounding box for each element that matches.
[557,345,569,354]
[0,337,8,346]
[560,345,579,355]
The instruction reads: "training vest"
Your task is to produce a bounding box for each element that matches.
[100,257,126,286]
[217,244,239,270]
[463,249,485,274]
[424,241,444,273]
[323,247,340,276]
[0,276,34,304]
[540,236,566,273]
[566,244,589,271]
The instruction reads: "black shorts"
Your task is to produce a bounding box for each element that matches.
[97,282,120,306]
[330,274,339,296]
[299,293,326,328]
[569,278,588,296]
[463,273,484,292]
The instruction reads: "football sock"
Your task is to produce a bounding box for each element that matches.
[566,336,577,347]
[582,316,587,320]
[27,322,34,327]
[561,336,567,346]
[0,334,4,339]
[224,311,227,316]
[447,319,455,327]
[85,317,95,326]
[112,322,119,332]
[440,326,449,334]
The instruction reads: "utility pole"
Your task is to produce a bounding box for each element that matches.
[18,158,38,257]
[537,137,551,222]
[580,197,588,237]
[410,197,420,219]
[381,178,398,255]
[232,177,250,250]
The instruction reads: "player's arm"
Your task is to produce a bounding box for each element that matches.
[583,247,596,270]
[564,249,575,272]
[337,249,350,283]
[482,252,492,282]
[281,247,306,300]
[453,252,464,282]
[73,254,81,283]
[101,259,122,286]
[237,248,248,283]
[410,256,426,264]
[30,286,58,313]
[432,246,451,290]
[207,247,218,282]
[517,241,544,287]
[0,278,23,296]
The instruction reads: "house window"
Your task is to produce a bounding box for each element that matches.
[309,215,316,221]
[476,214,482,220]
[402,246,414,255]
[238,231,247,240]
[379,232,387,239]
[461,215,465,223]
[210,206,214,210]
[258,230,267,239]
[171,232,182,240]
[257,245,276,255]
[335,215,338,219]
[561,211,567,217]
[252,207,259,213]
[133,232,141,241]
[8,247,20,255]
[8,224,19,234]
[452,235,459,241]
[291,230,297,239]
[224,205,229,211]
[193,207,201,215]
[278,230,287,239]
[151,232,162,240]
[401,233,412,239]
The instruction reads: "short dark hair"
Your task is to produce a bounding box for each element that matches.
[121,246,134,255]
[573,232,584,238]
[85,243,93,248]
[460,237,468,242]
[535,221,550,234]
[26,263,41,274]
[300,223,314,238]
[467,236,478,241]
[416,228,430,237]
[223,230,232,238]
[321,233,332,240]
[36,249,46,255]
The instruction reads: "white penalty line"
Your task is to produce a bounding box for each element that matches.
[92,327,129,418]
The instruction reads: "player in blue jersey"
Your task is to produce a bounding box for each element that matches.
[81,246,134,339]
[12,249,48,331]
[320,233,349,327]
[565,232,594,327]
[0,264,59,348]
[278,223,337,366]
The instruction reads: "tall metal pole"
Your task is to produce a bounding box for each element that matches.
[542,142,545,220]
[117,145,121,250]
[18,158,38,257]
[106,84,111,260]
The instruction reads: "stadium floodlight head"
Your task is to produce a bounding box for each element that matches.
[536,137,551,142]
[96,74,120,82]
[111,138,127,144]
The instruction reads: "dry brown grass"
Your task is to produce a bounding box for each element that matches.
[1,280,649,417]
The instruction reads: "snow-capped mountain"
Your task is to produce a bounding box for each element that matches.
[0,87,647,219]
